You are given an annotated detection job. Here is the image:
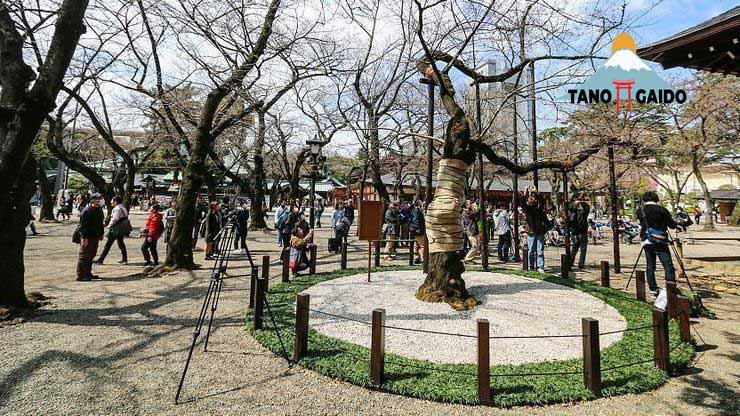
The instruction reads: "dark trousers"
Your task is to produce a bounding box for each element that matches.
[77,238,99,279]
[98,235,127,262]
[496,231,511,261]
[570,233,588,269]
[645,243,676,292]
[141,238,159,264]
[192,222,201,249]
[234,229,248,249]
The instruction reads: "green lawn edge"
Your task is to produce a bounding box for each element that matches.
[249,265,694,408]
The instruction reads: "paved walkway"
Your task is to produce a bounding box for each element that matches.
[1,211,738,415]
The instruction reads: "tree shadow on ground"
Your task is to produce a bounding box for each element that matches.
[680,373,740,416]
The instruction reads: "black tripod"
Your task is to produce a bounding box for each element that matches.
[174,215,256,403]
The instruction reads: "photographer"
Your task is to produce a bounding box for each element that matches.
[289,227,315,276]
[638,191,677,298]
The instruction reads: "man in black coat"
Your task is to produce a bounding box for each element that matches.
[76,194,105,281]
[568,196,591,270]
[638,191,677,297]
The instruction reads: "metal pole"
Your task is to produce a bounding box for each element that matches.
[309,162,316,229]
[512,89,520,261]
[421,77,435,274]
[608,145,621,273]
[529,62,538,186]
[475,82,488,270]
[563,170,571,260]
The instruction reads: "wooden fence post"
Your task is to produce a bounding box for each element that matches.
[309,245,317,275]
[653,308,669,371]
[294,293,310,361]
[374,241,381,267]
[261,255,270,283]
[561,253,570,278]
[370,308,386,388]
[677,296,692,343]
[666,281,678,319]
[582,318,602,397]
[477,319,491,405]
[636,270,646,302]
[600,261,610,287]
[522,243,529,271]
[340,240,348,270]
[408,239,415,266]
[281,248,290,282]
[253,276,266,330]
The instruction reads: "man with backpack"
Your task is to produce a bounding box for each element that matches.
[409,200,425,264]
[638,191,677,298]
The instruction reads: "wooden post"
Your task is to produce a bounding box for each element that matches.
[652,308,669,371]
[261,255,270,283]
[636,270,646,302]
[600,261,610,287]
[677,296,692,343]
[294,293,310,360]
[522,243,529,271]
[422,238,429,273]
[666,281,678,319]
[374,240,380,267]
[309,245,317,275]
[281,248,290,283]
[408,239,415,266]
[675,238,684,260]
[582,318,602,397]
[253,276,266,330]
[477,319,491,404]
[561,253,570,279]
[367,241,372,282]
[370,308,386,388]
[340,240,348,270]
[249,266,257,309]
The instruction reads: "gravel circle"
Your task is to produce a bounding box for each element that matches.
[303,270,627,365]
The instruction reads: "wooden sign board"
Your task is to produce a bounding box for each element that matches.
[358,200,384,241]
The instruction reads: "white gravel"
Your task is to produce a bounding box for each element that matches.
[303,270,627,365]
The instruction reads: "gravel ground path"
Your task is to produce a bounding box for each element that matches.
[304,270,625,364]
[1,213,738,415]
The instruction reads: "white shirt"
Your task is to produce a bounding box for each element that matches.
[108,204,128,228]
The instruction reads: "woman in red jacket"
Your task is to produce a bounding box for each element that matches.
[141,203,164,265]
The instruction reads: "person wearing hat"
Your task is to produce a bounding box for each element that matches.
[76,193,105,281]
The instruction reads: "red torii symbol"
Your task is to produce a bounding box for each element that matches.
[612,80,635,112]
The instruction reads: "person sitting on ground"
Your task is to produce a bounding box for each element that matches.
[76,194,105,282]
[289,227,315,275]
[141,203,164,266]
[638,191,677,298]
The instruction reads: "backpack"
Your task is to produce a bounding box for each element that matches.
[276,209,290,230]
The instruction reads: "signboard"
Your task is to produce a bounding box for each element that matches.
[358,200,384,241]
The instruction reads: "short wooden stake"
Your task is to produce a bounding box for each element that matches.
[261,255,270,282]
[370,308,386,388]
[666,281,678,319]
[408,239,415,266]
[677,296,692,343]
[477,319,491,404]
[522,243,529,271]
[653,308,670,371]
[561,253,570,279]
[374,241,380,267]
[253,276,266,330]
[340,240,348,270]
[294,293,310,360]
[367,241,372,282]
[675,238,684,261]
[281,248,290,282]
[600,261,610,287]
[636,270,646,302]
[309,245,317,275]
[582,318,602,397]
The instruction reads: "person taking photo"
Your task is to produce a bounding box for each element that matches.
[638,191,677,298]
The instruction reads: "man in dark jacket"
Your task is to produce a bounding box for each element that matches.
[568,197,591,270]
[383,202,400,259]
[76,194,105,281]
[638,191,677,297]
[522,187,547,272]
[462,200,480,262]
[409,200,426,264]
[192,195,207,250]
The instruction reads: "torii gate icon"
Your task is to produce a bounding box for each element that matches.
[612,80,635,112]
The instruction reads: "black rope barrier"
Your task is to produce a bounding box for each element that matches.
[490,369,583,377]
[599,324,656,336]
[382,324,478,339]
[601,358,654,372]
[490,333,585,340]
[384,359,478,377]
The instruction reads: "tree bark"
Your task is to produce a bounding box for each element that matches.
[692,150,715,230]
[250,111,268,229]
[368,114,391,203]
[35,155,56,221]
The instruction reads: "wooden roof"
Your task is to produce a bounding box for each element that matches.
[637,6,740,75]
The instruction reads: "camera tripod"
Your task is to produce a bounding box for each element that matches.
[624,231,694,292]
[174,215,257,403]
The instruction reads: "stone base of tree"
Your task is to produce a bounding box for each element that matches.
[416,252,479,311]
[0,291,51,324]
